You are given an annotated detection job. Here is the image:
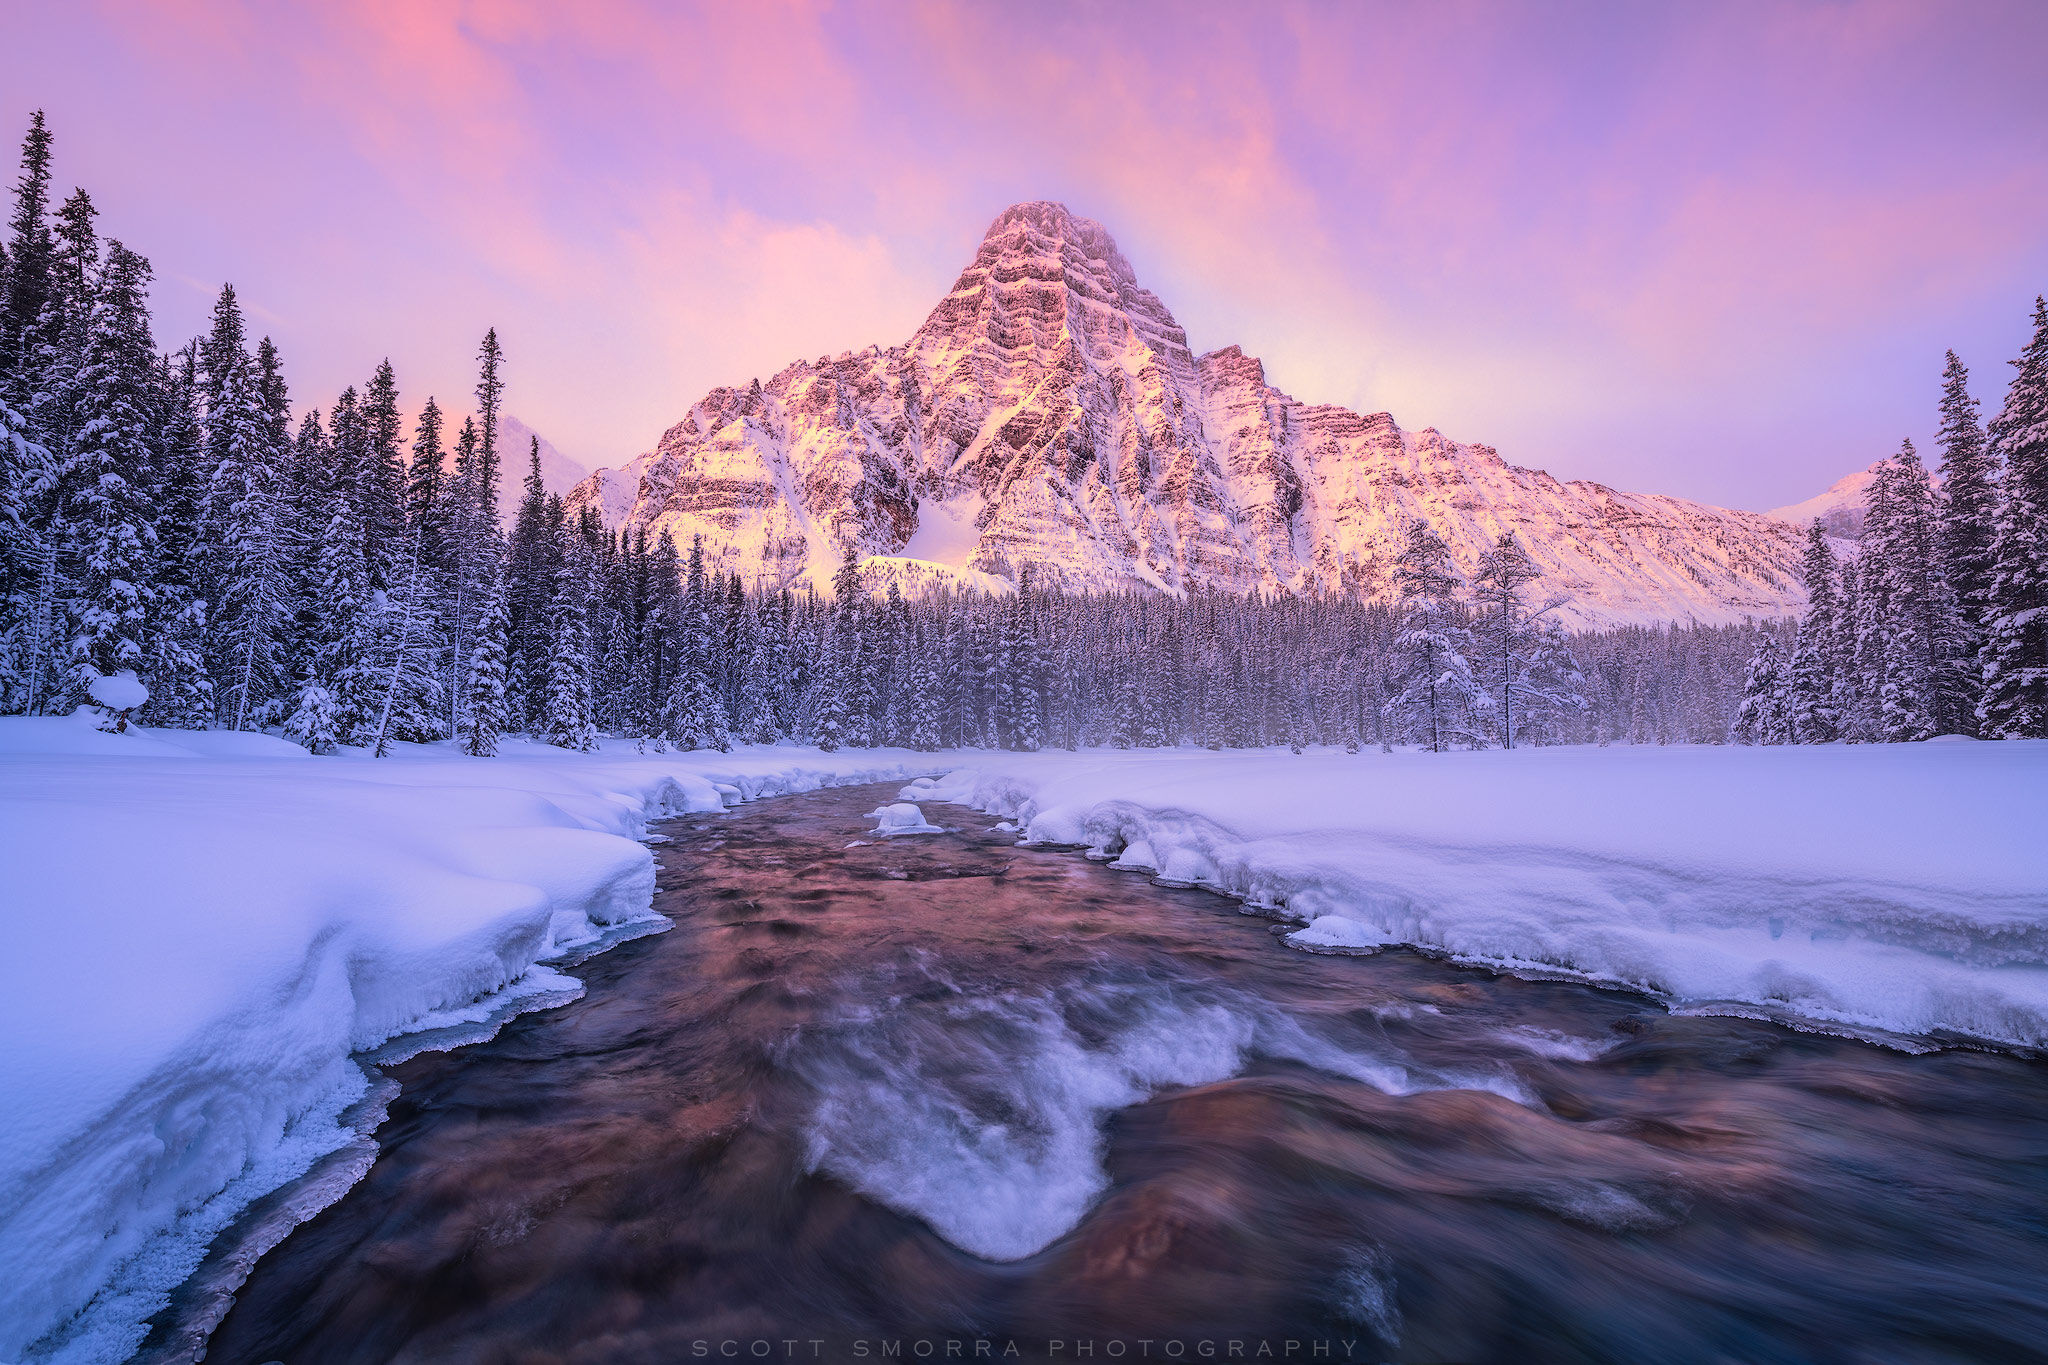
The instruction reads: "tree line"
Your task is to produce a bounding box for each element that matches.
[1735,316,2048,743]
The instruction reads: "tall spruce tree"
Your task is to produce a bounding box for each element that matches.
[367,521,445,754]
[407,397,449,573]
[315,493,378,743]
[1,112,55,403]
[540,540,597,751]
[360,358,405,586]
[143,346,214,728]
[1874,442,1947,740]
[57,242,158,702]
[1978,297,2048,738]
[1786,522,1841,743]
[1935,350,1996,731]
[474,327,504,527]
[1733,632,1791,745]
[0,388,53,711]
[463,569,510,757]
[202,289,289,729]
[1384,518,1483,751]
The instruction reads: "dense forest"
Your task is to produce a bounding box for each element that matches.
[1732,327,2048,744]
[4,112,2043,755]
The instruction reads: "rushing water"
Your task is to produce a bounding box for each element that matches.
[187,783,2048,1364]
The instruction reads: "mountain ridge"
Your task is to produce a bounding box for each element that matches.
[570,201,1811,628]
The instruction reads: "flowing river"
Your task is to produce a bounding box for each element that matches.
[185,782,2048,1363]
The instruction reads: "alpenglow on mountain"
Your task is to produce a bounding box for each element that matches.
[570,201,1809,629]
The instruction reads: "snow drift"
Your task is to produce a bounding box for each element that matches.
[0,717,944,1365]
[909,743,2048,1050]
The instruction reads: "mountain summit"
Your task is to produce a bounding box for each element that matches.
[570,202,1808,627]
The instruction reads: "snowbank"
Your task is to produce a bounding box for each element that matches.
[909,743,2048,1050]
[0,716,947,1365]
[867,801,944,836]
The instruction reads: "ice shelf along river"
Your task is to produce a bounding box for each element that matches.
[156,780,2048,1365]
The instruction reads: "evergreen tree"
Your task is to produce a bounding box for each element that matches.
[57,242,158,702]
[1872,442,1949,739]
[540,544,597,751]
[142,347,213,728]
[662,536,730,749]
[445,415,486,733]
[366,523,446,754]
[505,436,557,728]
[1935,350,1997,731]
[30,189,99,465]
[315,498,378,743]
[279,409,329,684]
[1845,475,1893,742]
[1786,522,1841,743]
[1733,632,1791,745]
[1,112,55,403]
[904,629,942,751]
[1383,518,1483,751]
[474,327,505,527]
[359,358,405,586]
[407,397,449,572]
[0,383,54,711]
[282,670,340,755]
[1979,297,2048,738]
[463,570,510,757]
[201,288,289,729]
[809,618,849,752]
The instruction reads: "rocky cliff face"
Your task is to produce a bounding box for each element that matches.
[571,201,1810,628]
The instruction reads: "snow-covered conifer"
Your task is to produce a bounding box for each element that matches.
[1978,297,2048,738]
[57,242,158,702]
[314,498,378,743]
[366,525,446,755]
[282,670,340,755]
[359,358,405,587]
[1,112,56,405]
[1384,518,1484,751]
[1787,522,1841,743]
[540,547,597,752]
[473,328,505,527]
[201,288,289,729]
[463,571,510,757]
[1734,633,1790,745]
[1935,350,1996,730]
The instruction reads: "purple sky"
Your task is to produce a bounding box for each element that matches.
[10,0,2047,510]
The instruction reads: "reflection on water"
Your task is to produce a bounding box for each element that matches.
[187,783,2048,1364]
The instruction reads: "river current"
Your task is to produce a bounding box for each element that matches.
[190,782,2048,1363]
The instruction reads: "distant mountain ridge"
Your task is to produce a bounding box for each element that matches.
[571,201,1811,628]
[1768,461,1937,542]
[496,415,589,522]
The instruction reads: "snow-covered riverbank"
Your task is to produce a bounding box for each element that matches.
[4,726,2044,1363]
[0,717,950,1365]
[913,741,2048,1050]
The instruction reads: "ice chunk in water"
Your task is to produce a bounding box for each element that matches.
[1286,915,1390,955]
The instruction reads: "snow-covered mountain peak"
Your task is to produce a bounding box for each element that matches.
[571,202,1813,628]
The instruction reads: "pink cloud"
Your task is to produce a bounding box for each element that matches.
[9,0,2044,506]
